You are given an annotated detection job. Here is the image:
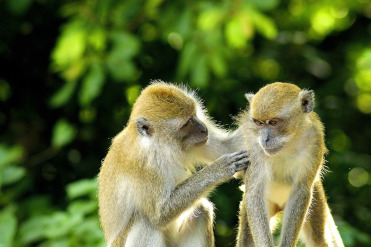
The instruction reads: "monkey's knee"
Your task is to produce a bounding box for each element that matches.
[179,198,214,231]
[126,218,166,247]
[174,198,214,247]
[236,200,255,247]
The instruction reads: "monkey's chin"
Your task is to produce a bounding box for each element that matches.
[196,137,208,146]
[263,146,283,156]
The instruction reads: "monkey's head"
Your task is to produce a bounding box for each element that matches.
[129,82,208,150]
[244,82,314,156]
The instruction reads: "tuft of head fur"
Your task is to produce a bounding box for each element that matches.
[130,81,196,124]
[250,82,302,120]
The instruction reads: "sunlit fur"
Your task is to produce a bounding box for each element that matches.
[236,82,344,247]
[98,81,242,247]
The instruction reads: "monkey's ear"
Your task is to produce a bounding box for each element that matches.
[244,93,254,104]
[299,89,315,113]
[136,118,154,136]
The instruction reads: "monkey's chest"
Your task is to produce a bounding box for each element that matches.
[267,181,292,208]
[268,151,311,183]
[266,155,311,207]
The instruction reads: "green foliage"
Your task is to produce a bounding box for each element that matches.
[0,206,17,247]
[0,145,24,191]
[18,179,103,247]
[1,0,371,246]
[52,119,77,148]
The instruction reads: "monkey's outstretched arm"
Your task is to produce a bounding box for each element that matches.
[279,182,313,247]
[152,151,249,227]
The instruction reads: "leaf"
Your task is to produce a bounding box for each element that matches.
[66,179,98,200]
[44,212,81,238]
[250,0,279,11]
[198,8,224,30]
[107,54,138,82]
[0,144,23,170]
[0,208,17,247]
[67,200,97,216]
[247,8,278,40]
[176,8,192,38]
[39,239,69,247]
[225,17,248,48]
[125,85,141,105]
[51,20,87,69]
[109,32,140,59]
[73,217,104,244]
[191,55,209,88]
[19,215,50,244]
[177,42,198,79]
[51,119,77,148]
[209,51,227,78]
[49,80,78,108]
[88,27,106,52]
[7,0,32,15]
[79,62,105,106]
[1,166,26,186]
[106,33,140,81]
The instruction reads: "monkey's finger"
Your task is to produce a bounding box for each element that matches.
[231,151,248,162]
[233,158,250,171]
[234,157,250,166]
[235,163,249,171]
[234,150,247,156]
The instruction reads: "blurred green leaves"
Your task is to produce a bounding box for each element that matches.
[79,62,105,106]
[0,145,24,190]
[107,32,140,81]
[7,0,32,16]
[0,206,17,247]
[18,179,103,247]
[1,0,371,246]
[52,119,76,148]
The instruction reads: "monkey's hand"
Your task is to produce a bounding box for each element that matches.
[210,151,250,180]
[152,151,249,227]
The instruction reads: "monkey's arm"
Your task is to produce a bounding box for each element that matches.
[279,182,313,247]
[151,151,249,227]
[245,164,274,247]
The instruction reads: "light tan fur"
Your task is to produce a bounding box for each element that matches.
[236,82,343,247]
[98,81,249,247]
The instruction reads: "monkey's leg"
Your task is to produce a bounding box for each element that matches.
[300,181,344,247]
[125,217,166,247]
[172,198,215,247]
[236,196,255,247]
[326,207,344,247]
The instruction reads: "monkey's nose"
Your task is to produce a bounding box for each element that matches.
[265,137,270,144]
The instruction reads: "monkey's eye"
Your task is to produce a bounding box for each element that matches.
[268,119,279,126]
[181,118,191,129]
[253,119,264,126]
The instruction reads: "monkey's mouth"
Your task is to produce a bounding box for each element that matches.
[195,136,208,146]
[263,146,283,155]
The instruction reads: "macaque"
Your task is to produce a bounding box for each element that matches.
[236,82,344,247]
[98,81,249,247]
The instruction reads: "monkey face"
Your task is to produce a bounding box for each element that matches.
[136,115,208,151]
[178,116,208,150]
[251,118,291,156]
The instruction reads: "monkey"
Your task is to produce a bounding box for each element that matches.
[98,81,250,247]
[235,82,344,247]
